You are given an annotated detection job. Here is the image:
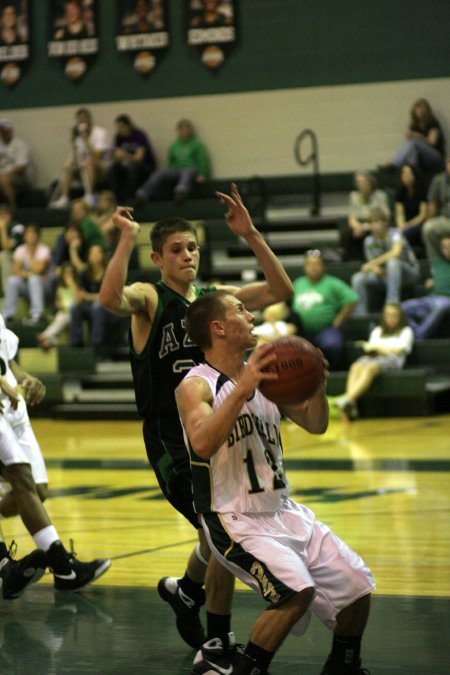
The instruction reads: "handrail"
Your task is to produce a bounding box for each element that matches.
[294,128,321,216]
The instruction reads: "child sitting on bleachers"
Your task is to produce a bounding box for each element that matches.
[37,262,77,349]
[333,303,414,420]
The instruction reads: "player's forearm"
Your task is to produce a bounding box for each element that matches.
[99,231,136,313]
[243,230,293,302]
[189,388,250,459]
[283,385,329,434]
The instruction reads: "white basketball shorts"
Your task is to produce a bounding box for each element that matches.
[0,398,48,485]
[201,498,375,636]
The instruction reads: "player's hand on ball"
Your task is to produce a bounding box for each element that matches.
[237,343,278,398]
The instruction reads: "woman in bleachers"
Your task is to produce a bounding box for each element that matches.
[333,303,414,420]
[341,170,390,261]
[380,98,445,180]
[395,163,427,256]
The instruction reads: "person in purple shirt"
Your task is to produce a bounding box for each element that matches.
[107,114,156,202]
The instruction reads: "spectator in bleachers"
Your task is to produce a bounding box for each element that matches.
[0,119,32,211]
[252,301,297,344]
[290,250,358,369]
[49,108,111,210]
[422,157,450,259]
[107,114,156,203]
[69,197,106,248]
[37,262,77,349]
[91,190,117,235]
[1,223,51,325]
[341,170,390,261]
[135,119,210,205]
[395,163,427,255]
[379,98,445,179]
[0,204,24,294]
[70,244,125,347]
[352,207,420,315]
[401,235,450,339]
[333,303,414,420]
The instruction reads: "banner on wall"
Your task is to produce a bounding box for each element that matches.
[0,0,30,87]
[186,0,237,70]
[116,0,169,77]
[47,0,98,81]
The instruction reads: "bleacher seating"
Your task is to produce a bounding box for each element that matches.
[5,170,448,419]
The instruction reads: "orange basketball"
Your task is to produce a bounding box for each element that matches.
[258,336,323,405]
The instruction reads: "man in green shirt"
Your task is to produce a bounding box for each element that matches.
[291,250,358,369]
[135,119,210,204]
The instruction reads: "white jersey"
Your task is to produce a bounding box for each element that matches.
[182,362,290,514]
[0,314,28,425]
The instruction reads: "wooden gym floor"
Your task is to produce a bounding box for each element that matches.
[0,415,449,674]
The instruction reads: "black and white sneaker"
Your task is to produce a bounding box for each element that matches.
[0,543,47,599]
[192,635,247,675]
[158,576,206,649]
[48,541,111,593]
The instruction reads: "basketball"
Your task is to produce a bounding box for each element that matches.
[258,336,323,405]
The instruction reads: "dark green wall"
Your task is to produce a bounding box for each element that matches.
[2,0,449,110]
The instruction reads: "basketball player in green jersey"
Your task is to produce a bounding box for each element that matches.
[99,184,294,656]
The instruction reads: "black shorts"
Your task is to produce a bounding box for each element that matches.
[143,416,200,529]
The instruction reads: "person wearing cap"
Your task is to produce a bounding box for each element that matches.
[422,157,450,260]
[290,250,358,370]
[0,119,31,211]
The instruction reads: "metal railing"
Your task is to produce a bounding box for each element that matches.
[294,128,321,216]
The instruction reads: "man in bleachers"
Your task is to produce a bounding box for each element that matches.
[290,250,358,370]
[0,119,32,211]
[422,157,450,259]
[135,119,210,205]
[352,207,420,315]
[402,235,450,339]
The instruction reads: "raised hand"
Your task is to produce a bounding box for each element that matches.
[215,183,256,239]
[112,206,140,238]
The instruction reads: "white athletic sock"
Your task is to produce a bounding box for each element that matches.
[33,525,60,551]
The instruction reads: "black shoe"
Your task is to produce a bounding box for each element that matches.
[158,576,206,649]
[48,540,111,593]
[0,543,47,599]
[192,636,254,675]
[320,656,371,674]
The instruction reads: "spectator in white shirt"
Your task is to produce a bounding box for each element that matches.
[333,303,414,420]
[49,108,111,210]
[0,119,31,211]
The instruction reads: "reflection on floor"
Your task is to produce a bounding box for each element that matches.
[0,417,448,674]
[0,587,448,674]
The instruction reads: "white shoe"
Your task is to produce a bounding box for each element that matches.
[84,193,97,209]
[49,195,69,209]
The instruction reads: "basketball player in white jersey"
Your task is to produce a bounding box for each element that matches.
[0,313,111,591]
[176,291,375,675]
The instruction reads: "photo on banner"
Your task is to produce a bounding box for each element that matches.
[116,0,169,77]
[47,0,99,81]
[0,0,31,87]
[186,0,237,70]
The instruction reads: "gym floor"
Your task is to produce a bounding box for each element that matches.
[0,416,448,674]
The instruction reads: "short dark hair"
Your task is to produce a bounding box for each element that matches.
[115,114,133,127]
[150,217,198,253]
[185,290,231,351]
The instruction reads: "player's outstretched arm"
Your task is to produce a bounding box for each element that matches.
[215,184,293,310]
[99,207,154,317]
